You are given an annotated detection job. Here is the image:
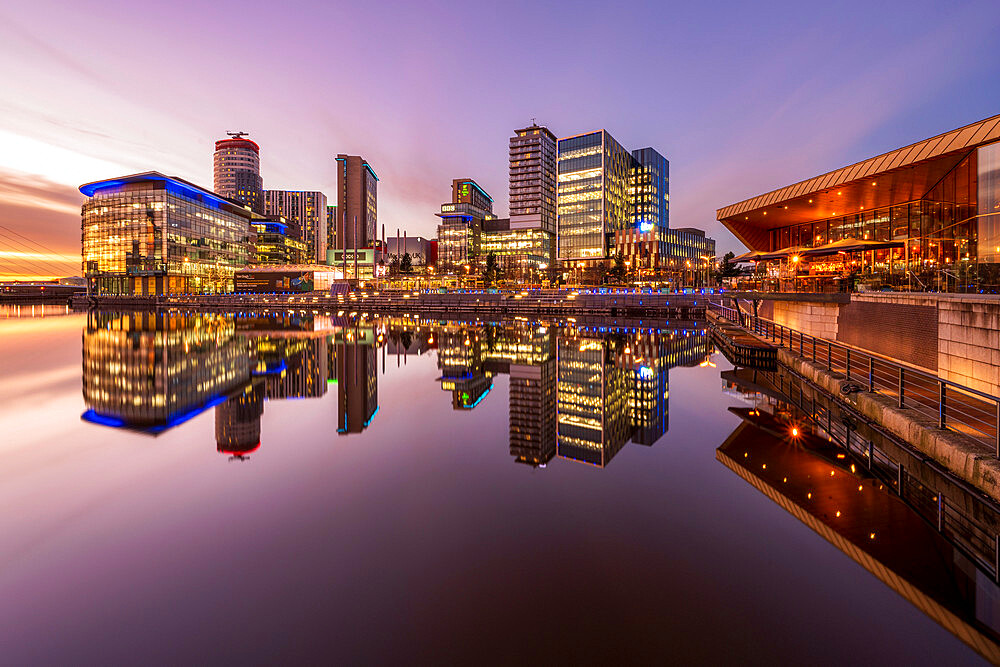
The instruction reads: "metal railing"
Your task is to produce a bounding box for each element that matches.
[710,301,1000,457]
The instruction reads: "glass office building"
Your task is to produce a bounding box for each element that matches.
[481,218,554,275]
[80,172,254,295]
[436,180,494,274]
[557,131,669,264]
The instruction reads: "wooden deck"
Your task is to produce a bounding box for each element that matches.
[707,311,777,370]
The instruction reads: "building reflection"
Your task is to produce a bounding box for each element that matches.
[719,376,1000,663]
[427,318,711,468]
[80,312,709,468]
[332,321,378,434]
[81,311,381,452]
[215,378,264,459]
[81,311,254,434]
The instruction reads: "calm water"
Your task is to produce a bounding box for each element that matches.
[0,310,992,664]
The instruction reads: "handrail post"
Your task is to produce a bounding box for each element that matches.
[995,400,999,459]
[938,493,944,532]
[812,338,816,362]
[846,348,851,380]
[827,341,832,371]
[868,357,874,392]
[939,381,946,429]
[898,367,905,408]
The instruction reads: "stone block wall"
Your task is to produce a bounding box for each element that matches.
[936,297,1000,396]
[762,293,1000,397]
[771,301,839,339]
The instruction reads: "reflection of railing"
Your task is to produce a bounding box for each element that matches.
[709,301,1000,456]
[759,364,1000,584]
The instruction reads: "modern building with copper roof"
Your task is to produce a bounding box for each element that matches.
[717,113,1000,291]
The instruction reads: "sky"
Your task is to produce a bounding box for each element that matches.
[1,0,999,279]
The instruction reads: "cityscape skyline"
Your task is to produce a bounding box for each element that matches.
[3,0,1000,279]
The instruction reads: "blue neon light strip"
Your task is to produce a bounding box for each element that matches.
[363,405,379,428]
[80,393,228,434]
[79,174,238,210]
[466,180,493,203]
[252,360,288,376]
[460,385,491,409]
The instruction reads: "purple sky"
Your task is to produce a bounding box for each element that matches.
[1,0,999,277]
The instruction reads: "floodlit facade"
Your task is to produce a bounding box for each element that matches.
[250,214,306,265]
[436,179,495,273]
[481,218,554,277]
[80,172,254,295]
[717,112,1000,292]
[557,130,670,265]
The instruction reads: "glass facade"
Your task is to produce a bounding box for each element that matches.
[251,219,307,265]
[767,150,982,290]
[81,175,253,295]
[978,142,1000,265]
[556,334,630,467]
[557,132,605,260]
[437,217,480,272]
[558,132,669,263]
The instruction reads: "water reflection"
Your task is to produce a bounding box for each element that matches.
[721,370,1000,663]
[81,311,381,457]
[80,312,710,468]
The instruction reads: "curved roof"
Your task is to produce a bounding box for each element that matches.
[717,113,1000,250]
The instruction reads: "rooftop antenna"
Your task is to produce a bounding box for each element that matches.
[227,131,249,139]
[531,117,536,126]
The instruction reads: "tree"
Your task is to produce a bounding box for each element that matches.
[483,251,499,286]
[610,251,627,283]
[388,254,400,276]
[400,252,413,274]
[718,251,741,279]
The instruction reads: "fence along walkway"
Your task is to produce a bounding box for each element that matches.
[709,301,1000,457]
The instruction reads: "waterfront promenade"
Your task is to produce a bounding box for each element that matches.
[70,288,711,319]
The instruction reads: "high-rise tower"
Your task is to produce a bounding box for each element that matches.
[213,132,264,213]
[509,124,557,234]
[334,155,378,277]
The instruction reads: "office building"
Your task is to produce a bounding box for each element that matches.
[510,124,558,234]
[557,130,670,267]
[480,218,554,278]
[250,213,306,265]
[436,178,496,273]
[264,190,328,264]
[214,132,264,213]
[717,112,1000,292]
[80,172,254,295]
[333,154,378,279]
